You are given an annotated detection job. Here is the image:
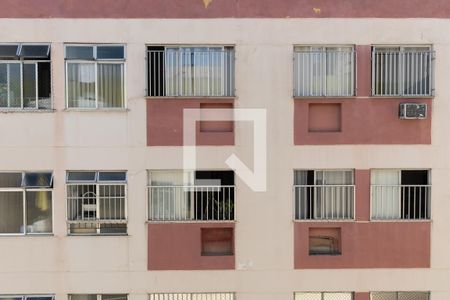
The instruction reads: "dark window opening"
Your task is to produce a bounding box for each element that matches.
[401,170,429,219]
[147,46,165,97]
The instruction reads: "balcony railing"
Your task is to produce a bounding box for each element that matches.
[293,49,356,97]
[147,49,235,97]
[148,185,235,221]
[372,49,434,96]
[294,185,355,220]
[371,185,431,220]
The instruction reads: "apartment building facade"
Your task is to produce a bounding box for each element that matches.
[0,1,448,300]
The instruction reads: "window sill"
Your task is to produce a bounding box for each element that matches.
[67,233,129,237]
[146,220,236,224]
[0,109,55,113]
[293,219,355,222]
[0,233,54,237]
[146,96,236,100]
[64,108,129,112]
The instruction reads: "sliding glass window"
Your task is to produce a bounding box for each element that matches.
[65,44,125,108]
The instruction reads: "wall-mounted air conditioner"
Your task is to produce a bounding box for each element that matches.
[399,103,427,119]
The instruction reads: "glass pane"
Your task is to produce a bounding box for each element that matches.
[37,62,52,109]
[67,63,96,108]
[19,44,50,58]
[97,46,125,59]
[371,292,397,300]
[66,46,94,60]
[295,293,322,300]
[26,191,52,233]
[323,293,353,300]
[102,295,127,300]
[23,172,53,187]
[0,172,22,187]
[66,184,97,221]
[98,171,126,182]
[1,297,23,300]
[0,44,19,58]
[0,191,24,233]
[398,292,429,300]
[23,63,37,108]
[326,47,353,96]
[26,297,53,300]
[99,185,126,220]
[67,171,96,182]
[0,63,7,107]
[9,63,22,108]
[97,63,124,108]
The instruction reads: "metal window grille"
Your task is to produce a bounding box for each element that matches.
[70,294,127,300]
[149,293,234,300]
[370,185,431,220]
[371,292,429,300]
[293,47,355,97]
[0,295,54,300]
[66,171,127,235]
[294,185,355,220]
[148,185,235,221]
[372,47,434,96]
[295,292,354,300]
[147,47,235,97]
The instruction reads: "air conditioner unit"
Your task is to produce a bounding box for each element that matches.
[399,103,427,119]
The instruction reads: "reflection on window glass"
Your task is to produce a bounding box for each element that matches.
[26,191,52,233]
[0,191,24,233]
[23,63,37,108]
[67,63,96,108]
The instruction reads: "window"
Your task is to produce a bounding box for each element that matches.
[295,292,353,300]
[294,46,355,97]
[309,227,341,255]
[66,171,127,235]
[149,294,234,300]
[65,44,125,108]
[70,295,127,300]
[0,296,54,300]
[147,170,235,221]
[294,170,354,220]
[0,172,53,234]
[372,46,434,96]
[371,292,429,300]
[371,170,430,220]
[147,46,235,97]
[0,43,51,109]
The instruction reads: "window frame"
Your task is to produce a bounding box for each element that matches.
[0,295,55,300]
[293,45,356,97]
[64,43,126,109]
[370,291,430,300]
[294,292,354,300]
[69,295,128,300]
[146,44,235,97]
[0,171,54,236]
[371,44,434,97]
[0,42,52,110]
[66,170,128,235]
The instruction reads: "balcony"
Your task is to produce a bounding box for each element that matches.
[371,184,431,220]
[294,184,355,220]
[148,185,235,221]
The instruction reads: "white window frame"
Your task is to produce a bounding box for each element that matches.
[0,43,52,110]
[295,292,354,300]
[293,45,356,97]
[149,293,234,300]
[66,171,128,235]
[64,44,126,109]
[69,295,128,300]
[371,44,434,97]
[0,295,54,300]
[370,291,430,300]
[0,171,53,236]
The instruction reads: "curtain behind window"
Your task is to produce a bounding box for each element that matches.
[371,170,401,219]
[97,63,123,108]
[67,63,95,108]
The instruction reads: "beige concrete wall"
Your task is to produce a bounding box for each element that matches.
[0,18,449,299]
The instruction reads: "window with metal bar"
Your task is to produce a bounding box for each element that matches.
[65,44,125,108]
[0,295,54,300]
[371,292,429,300]
[70,295,127,300]
[147,46,235,97]
[295,292,353,300]
[0,171,53,235]
[294,170,355,220]
[370,169,431,220]
[149,293,234,300]
[66,171,127,235]
[0,43,51,109]
[294,46,355,97]
[147,170,235,221]
[372,46,434,96]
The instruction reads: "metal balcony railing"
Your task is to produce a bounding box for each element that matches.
[372,49,434,96]
[293,49,356,97]
[371,184,431,220]
[147,49,235,97]
[148,185,235,221]
[294,185,355,220]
